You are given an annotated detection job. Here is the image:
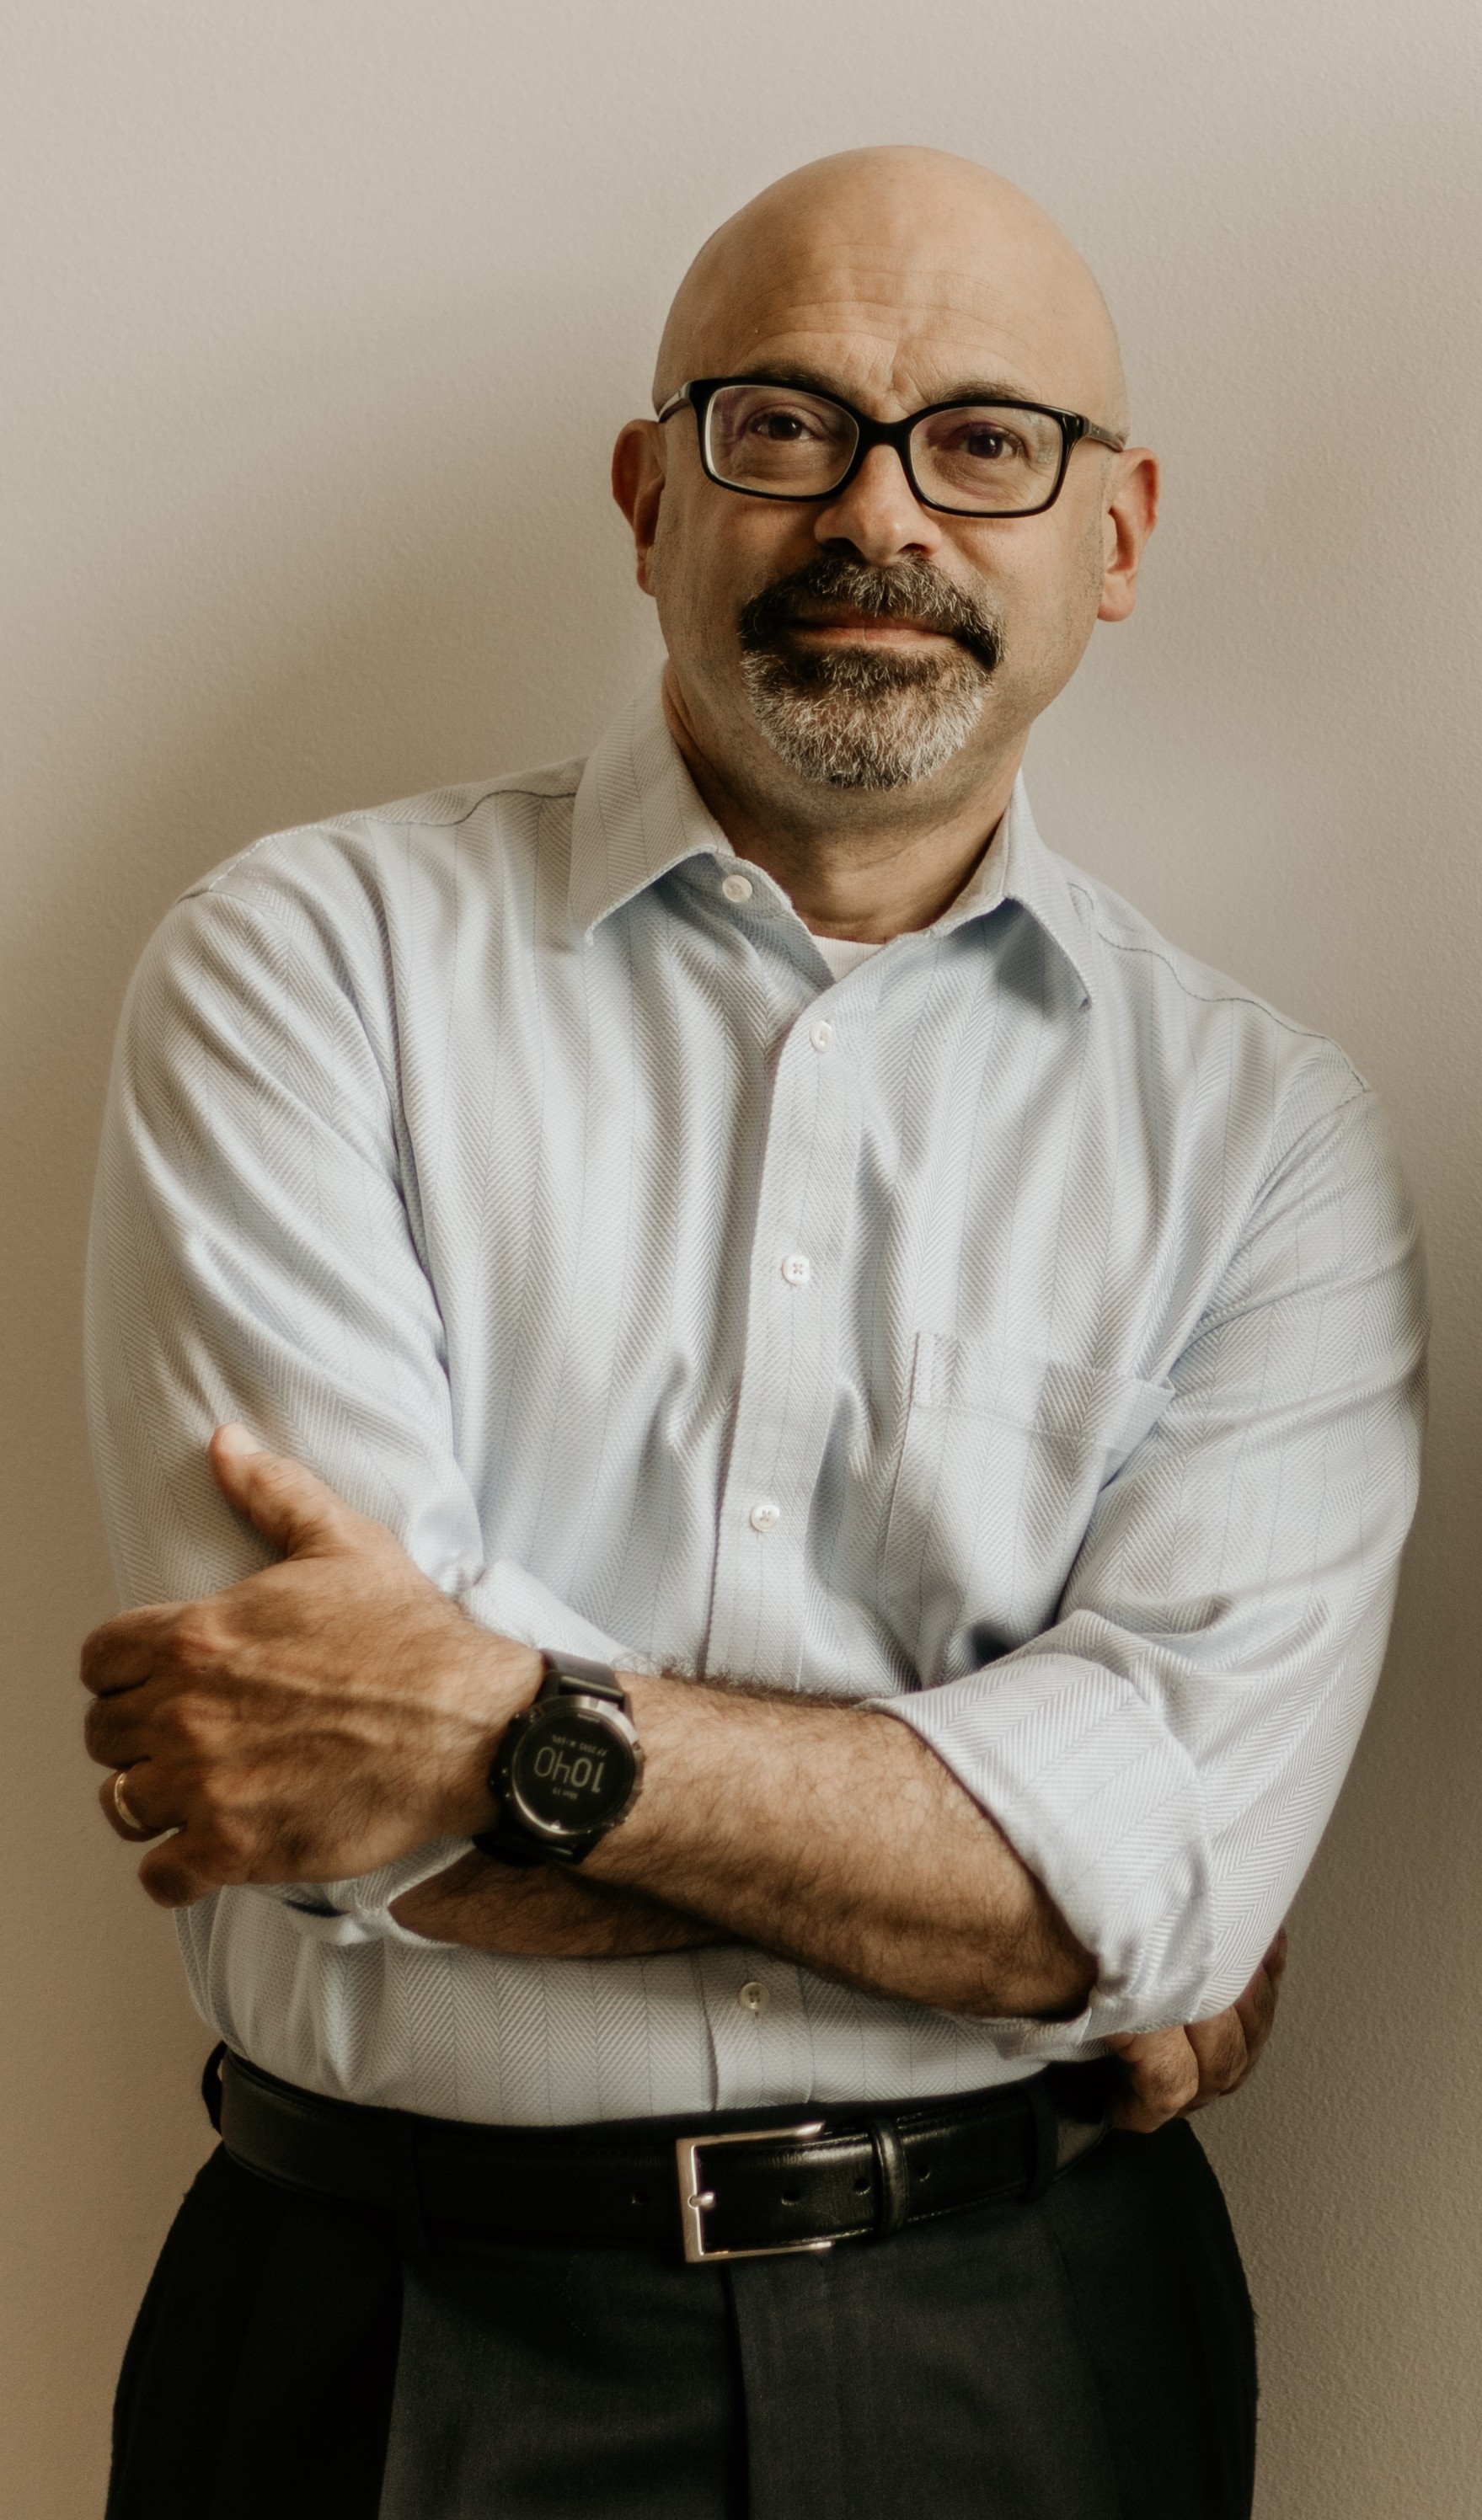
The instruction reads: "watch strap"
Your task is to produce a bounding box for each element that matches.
[539,1651,628,1709]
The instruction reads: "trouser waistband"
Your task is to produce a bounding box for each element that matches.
[217,2048,1112,2262]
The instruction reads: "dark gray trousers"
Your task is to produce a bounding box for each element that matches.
[108,2115,1255,2518]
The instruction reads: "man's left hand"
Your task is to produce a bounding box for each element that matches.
[1104,1928,1289,2132]
[81,1426,538,1907]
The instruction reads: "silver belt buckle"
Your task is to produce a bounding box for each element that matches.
[676,2121,836,2264]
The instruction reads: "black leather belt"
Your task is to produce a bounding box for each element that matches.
[219,2050,1110,2264]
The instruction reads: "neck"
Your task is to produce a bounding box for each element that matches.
[660,665,1024,942]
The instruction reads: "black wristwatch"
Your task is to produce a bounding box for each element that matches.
[473,1652,644,1867]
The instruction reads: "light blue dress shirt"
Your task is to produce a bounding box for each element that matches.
[86,673,1426,2124]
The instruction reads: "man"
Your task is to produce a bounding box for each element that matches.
[83,148,1422,2518]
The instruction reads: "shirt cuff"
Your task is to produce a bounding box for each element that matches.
[262,1837,473,1946]
[874,1649,1215,2037]
[458,1560,659,1672]
[261,1562,654,1946]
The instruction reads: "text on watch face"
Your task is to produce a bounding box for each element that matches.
[511,1717,634,1821]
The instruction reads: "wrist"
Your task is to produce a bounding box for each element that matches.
[440,1631,545,1837]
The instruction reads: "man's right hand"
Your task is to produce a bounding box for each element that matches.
[82,1428,544,1906]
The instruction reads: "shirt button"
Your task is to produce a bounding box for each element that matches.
[780,1252,811,1287]
[738,1980,769,2016]
[748,1499,782,1533]
[810,1019,834,1053]
[721,873,753,904]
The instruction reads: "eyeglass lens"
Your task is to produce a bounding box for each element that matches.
[703,382,1067,514]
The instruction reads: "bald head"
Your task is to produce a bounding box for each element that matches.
[655,147,1127,437]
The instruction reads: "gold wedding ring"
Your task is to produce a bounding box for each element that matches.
[112,1769,148,1835]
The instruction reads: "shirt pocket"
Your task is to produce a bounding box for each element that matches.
[880,1333,1172,1685]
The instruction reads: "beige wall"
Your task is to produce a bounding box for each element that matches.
[3,3,1479,2510]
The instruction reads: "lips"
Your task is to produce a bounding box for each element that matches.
[787,610,950,637]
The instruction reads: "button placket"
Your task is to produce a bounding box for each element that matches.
[704,1005,861,1685]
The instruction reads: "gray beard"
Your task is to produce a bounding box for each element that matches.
[740,643,990,791]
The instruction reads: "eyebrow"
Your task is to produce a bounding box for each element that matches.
[725,362,1049,412]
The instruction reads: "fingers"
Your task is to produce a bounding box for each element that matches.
[1233,1968,1275,2056]
[1230,1928,1287,2072]
[97,1765,170,1842]
[96,1759,262,1903]
[209,1423,370,1560]
[80,1605,176,1697]
[1109,2010,1248,2133]
[84,1690,156,1767]
[1184,2007,1250,2107]
[1106,2026,1201,2133]
[136,1830,222,1909]
[96,1754,277,1898]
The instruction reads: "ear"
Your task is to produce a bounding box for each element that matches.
[612,419,667,596]
[1097,448,1159,624]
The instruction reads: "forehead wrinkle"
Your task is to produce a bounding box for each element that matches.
[670,275,1121,424]
[731,347,1051,420]
[698,306,1083,421]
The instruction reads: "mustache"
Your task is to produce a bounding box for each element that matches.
[737,556,1003,675]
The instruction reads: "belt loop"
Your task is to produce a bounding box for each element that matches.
[1025,2074,1060,2202]
[391,2117,429,2258]
[866,2114,910,2234]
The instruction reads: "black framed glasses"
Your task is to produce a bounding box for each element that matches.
[657,376,1126,519]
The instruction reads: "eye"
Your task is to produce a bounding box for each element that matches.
[707,383,856,486]
[742,402,832,444]
[945,422,1025,464]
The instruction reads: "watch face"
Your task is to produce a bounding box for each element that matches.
[506,1706,637,1838]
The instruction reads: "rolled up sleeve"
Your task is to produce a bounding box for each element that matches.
[879,1086,1426,2040]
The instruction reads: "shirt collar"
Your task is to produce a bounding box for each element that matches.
[569,673,736,932]
[930,777,1094,1006]
[570,670,1094,1006]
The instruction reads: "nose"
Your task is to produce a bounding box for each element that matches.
[811,441,943,568]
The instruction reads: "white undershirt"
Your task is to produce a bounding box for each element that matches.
[811,932,886,981]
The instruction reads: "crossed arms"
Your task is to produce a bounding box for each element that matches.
[84,1424,1284,2131]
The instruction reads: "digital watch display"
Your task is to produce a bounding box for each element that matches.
[474,1652,643,1866]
